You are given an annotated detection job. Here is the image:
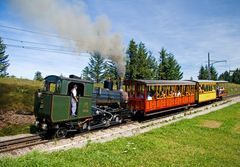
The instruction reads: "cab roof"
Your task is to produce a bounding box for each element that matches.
[45,75,93,84]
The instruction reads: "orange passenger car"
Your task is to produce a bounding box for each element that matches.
[124,80,196,116]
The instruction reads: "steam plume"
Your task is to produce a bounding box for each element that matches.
[11,0,125,76]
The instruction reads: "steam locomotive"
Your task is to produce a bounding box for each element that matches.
[34,75,227,138]
[34,75,129,138]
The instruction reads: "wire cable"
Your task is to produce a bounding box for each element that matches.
[0,24,75,41]
[5,43,89,56]
[2,37,76,50]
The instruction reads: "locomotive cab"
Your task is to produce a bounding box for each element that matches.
[34,75,93,134]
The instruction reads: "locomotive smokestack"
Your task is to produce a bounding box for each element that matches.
[117,77,124,90]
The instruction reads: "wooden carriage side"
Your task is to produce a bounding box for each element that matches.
[124,80,196,116]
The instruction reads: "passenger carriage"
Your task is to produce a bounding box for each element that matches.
[191,80,217,103]
[124,80,196,116]
[216,81,228,99]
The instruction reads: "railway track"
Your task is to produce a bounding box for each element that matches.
[0,134,48,153]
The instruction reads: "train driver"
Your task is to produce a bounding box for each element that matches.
[71,84,78,116]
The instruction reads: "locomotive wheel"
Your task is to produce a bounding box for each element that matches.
[55,127,67,138]
[115,116,122,123]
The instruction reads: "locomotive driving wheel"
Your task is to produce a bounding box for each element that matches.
[55,127,67,138]
[114,115,123,123]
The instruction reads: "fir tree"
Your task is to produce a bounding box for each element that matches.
[125,39,138,80]
[232,68,240,84]
[210,66,218,80]
[88,52,105,83]
[104,60,118,80]
[198,65,217,80]
[218,71,231,81]
[198,65,208,80]
[34,71,44,81]
[82,53,118,82]
[125,39,157,80]
[82,66,91,81]
[0,38,10,77]
[147,52,158,79]
[135,42,150,79]
[157,48,169,80]
[157,48,183,80]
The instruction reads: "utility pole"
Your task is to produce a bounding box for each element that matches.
[208,53,211,80]
[207,52,227,80]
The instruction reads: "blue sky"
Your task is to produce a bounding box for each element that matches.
[0,0,240,80]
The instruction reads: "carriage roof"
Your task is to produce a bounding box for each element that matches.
[127,80,196,86]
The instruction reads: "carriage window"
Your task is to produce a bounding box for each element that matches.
[136,83,145,99]
[131,82,135,97]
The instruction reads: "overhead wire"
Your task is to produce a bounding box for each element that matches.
[0,24,74,41]
[0,24,90,55]
[5,43,89,56]
[2,37,76,50]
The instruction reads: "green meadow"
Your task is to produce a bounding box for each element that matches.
[0,77,42,112]
[0,103,239,167]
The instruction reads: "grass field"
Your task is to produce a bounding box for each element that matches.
[0,77,42,112]
[0,103,239,167]
[226,82,240,96]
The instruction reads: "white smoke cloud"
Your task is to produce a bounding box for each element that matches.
[11,0,125,76]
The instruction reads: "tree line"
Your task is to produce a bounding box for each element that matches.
[82,39,183,82]
[218,69,240,84]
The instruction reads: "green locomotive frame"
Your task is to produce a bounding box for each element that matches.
[34,75,93,125]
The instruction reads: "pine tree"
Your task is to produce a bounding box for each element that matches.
[135,42,150,79]
[0,38,10,77]
[104,60,118,80]
[157,48,169,80]
[147,52,158,79]
[157,48,183,80]
[218,71,231,81]
[167,54,183,80]
[232,68,240,84]
[88,52,105,83]
[210,66,218,80]
[198,65,208,79]
[125,39,138,80]
[34,71,44,81]
[198,65,217,80]
[82,66,91,81]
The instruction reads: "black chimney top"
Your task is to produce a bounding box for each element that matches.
[69,75,82,80]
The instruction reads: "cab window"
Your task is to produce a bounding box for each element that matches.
[44,80,61,93]
[44,81,57,93]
